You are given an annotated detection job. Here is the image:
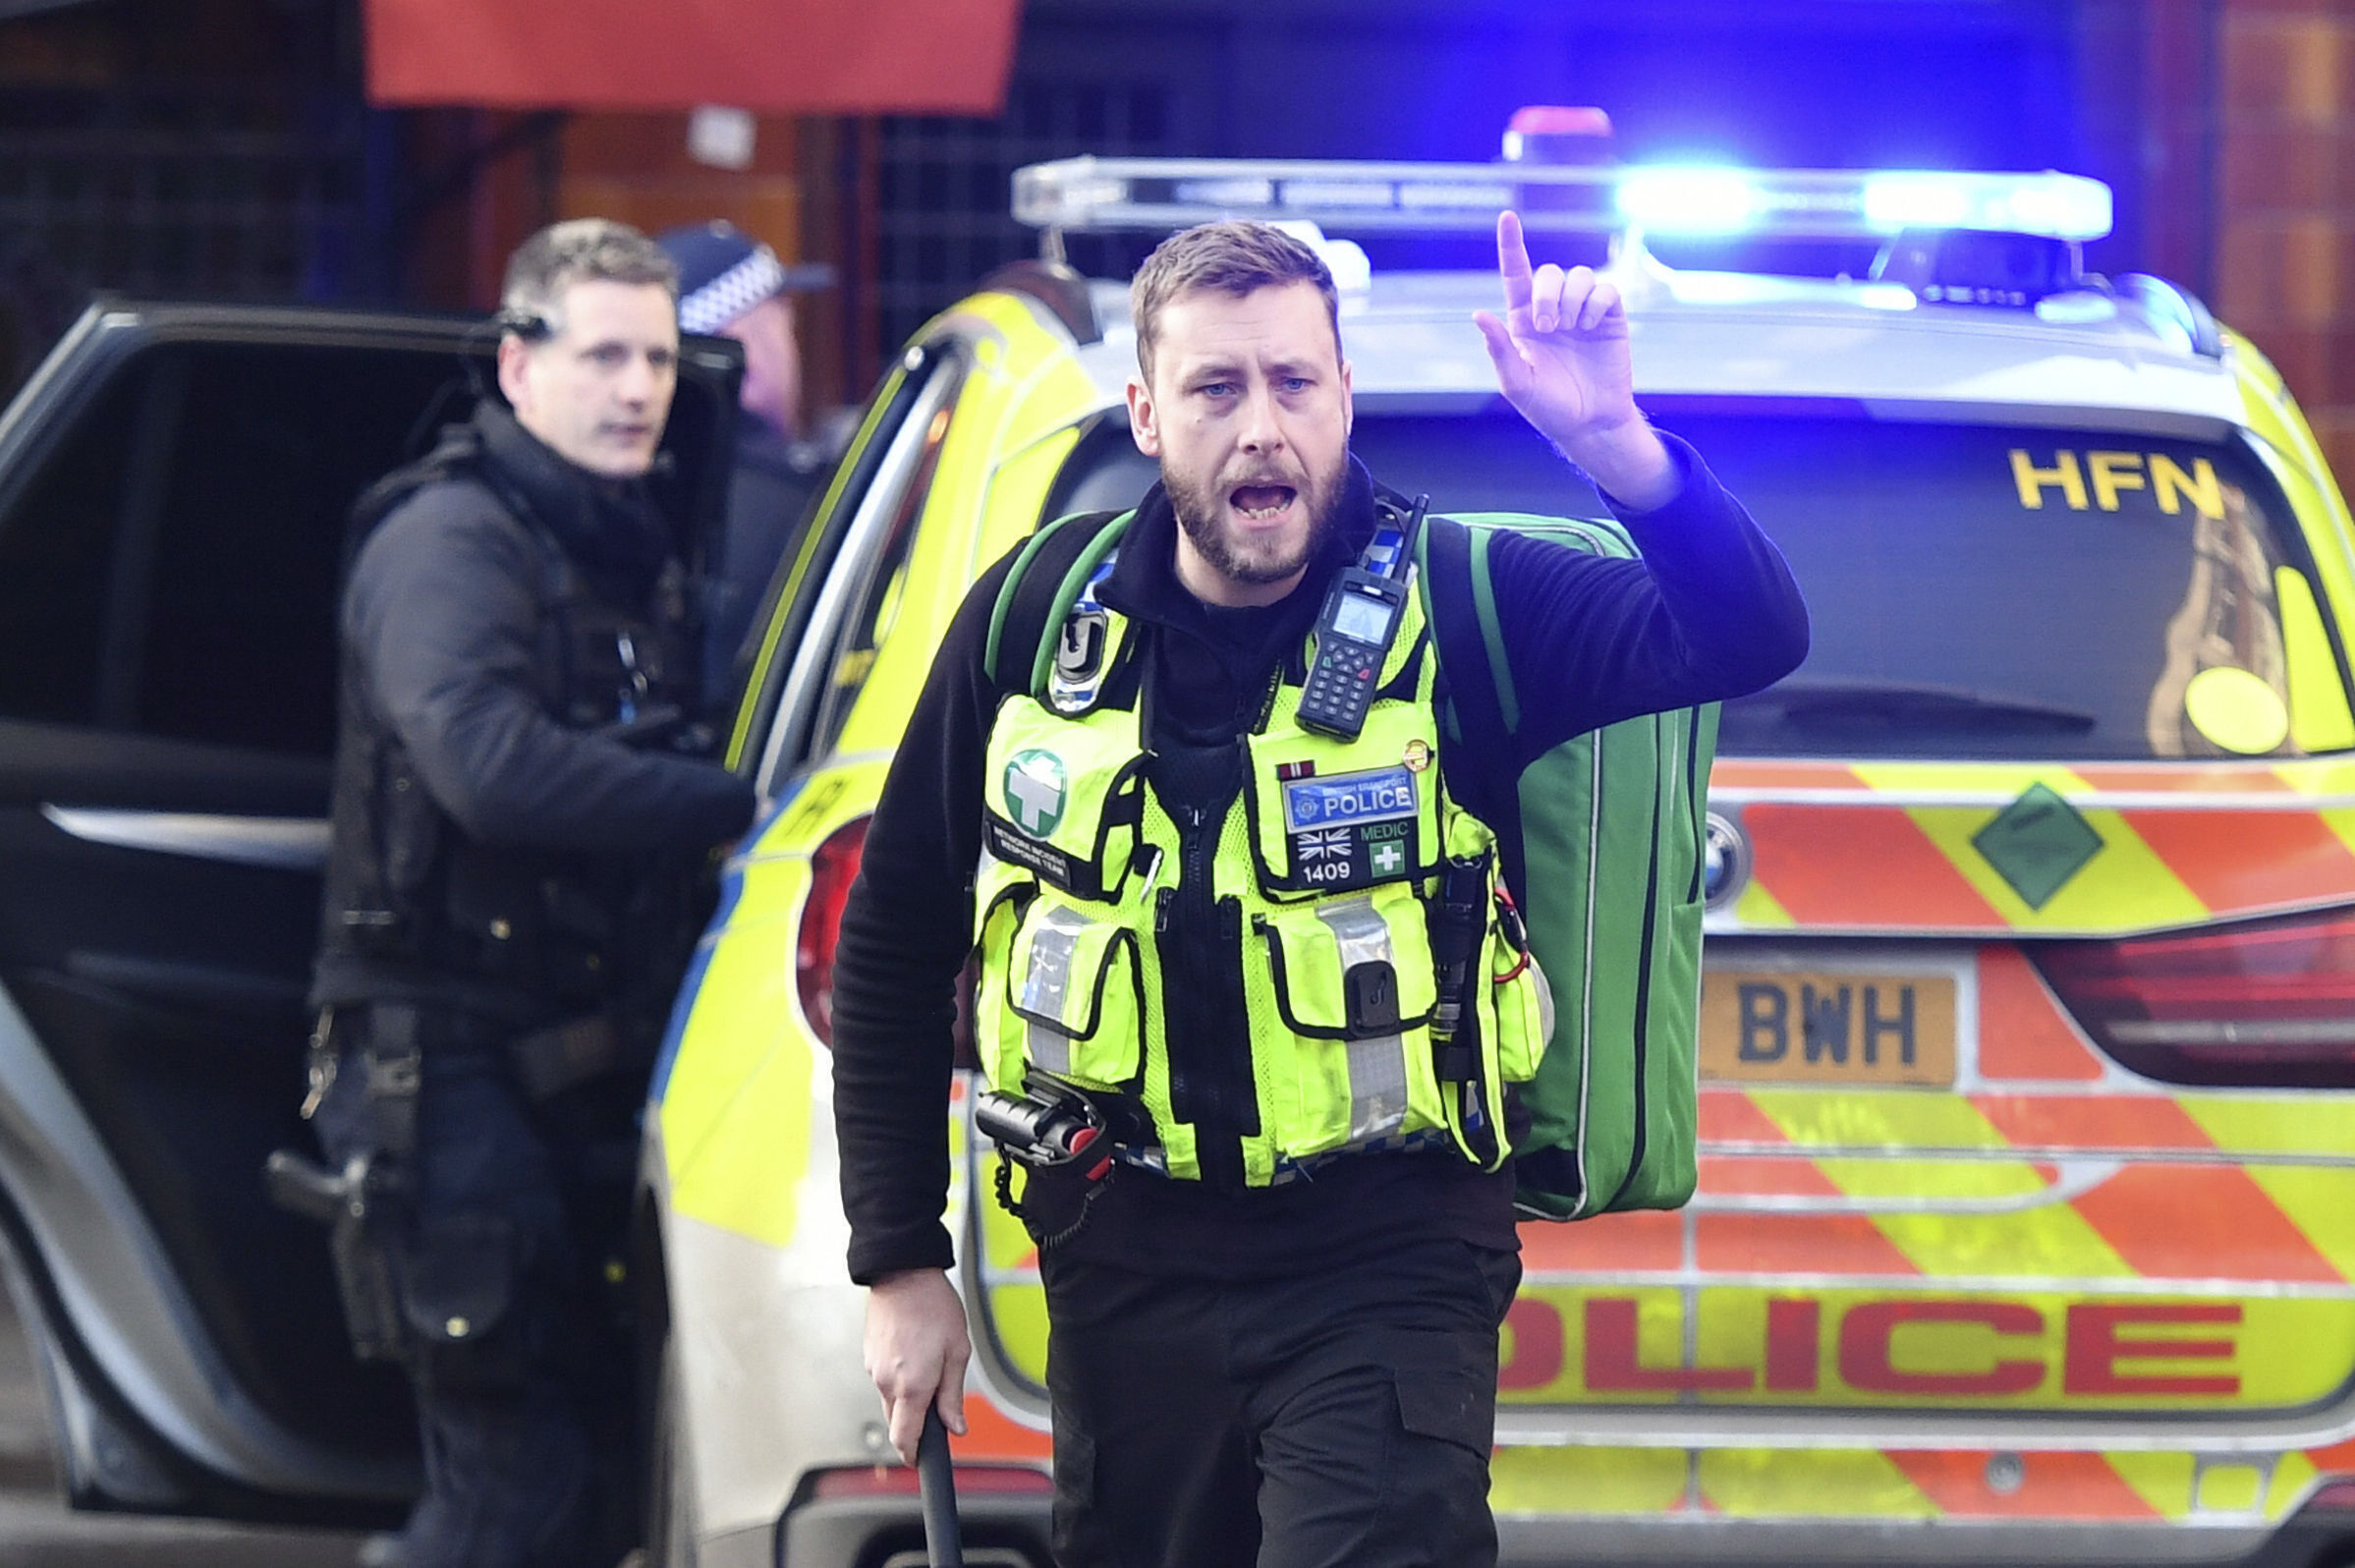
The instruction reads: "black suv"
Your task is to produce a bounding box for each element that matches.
[0,303,740,1525]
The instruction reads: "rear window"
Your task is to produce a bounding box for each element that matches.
[1050,408,2346,761]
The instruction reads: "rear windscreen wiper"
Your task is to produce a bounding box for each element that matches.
[1725,677,2099,734]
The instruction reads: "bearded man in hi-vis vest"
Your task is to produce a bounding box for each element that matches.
[833,214,1809,1566]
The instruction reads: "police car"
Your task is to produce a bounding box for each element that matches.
[656,142,2355,1568]
[0,130,2350,1568]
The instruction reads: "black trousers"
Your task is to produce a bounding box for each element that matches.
[313,1021,638,1567]
[1039,1235,1521,1568]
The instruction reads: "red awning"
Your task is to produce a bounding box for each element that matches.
[365,0,1020,115]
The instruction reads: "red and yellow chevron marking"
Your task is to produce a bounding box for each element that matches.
[1712,757,2355,934]
[1484,937,2355,1524]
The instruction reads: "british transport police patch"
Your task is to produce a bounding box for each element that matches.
[1283,764,1418,887]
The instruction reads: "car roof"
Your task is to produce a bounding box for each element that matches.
[1064,263,2247,436]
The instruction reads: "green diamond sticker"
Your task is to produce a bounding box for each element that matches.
[1972,782,2103,910]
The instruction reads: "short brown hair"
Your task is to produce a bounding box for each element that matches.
[501,218,678,336]
[1129,220,1339,382]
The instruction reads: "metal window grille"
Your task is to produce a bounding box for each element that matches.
[0,86,367,390]
[876,78,1175,351]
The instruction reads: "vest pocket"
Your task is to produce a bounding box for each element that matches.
[982,700,1149,902]
[978,891,1145,1093]
[1245,740,1440,896]
[1487,940,1553,1085]
[1249,886,1443,1156]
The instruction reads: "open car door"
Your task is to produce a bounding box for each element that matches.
[0,303,739,1521]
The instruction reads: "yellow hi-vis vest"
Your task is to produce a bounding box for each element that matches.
[973,565,1552,1186]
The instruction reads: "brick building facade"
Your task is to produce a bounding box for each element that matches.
[2216,1,2355,481]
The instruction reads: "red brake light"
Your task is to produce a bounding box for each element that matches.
[795,815,870,1048]
[2306,1478,2355,1512]
[2032,906,2355,1088]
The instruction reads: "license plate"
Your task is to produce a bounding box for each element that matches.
[1699,969,1958,1087]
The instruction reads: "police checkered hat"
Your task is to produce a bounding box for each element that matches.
[654,221,834,335]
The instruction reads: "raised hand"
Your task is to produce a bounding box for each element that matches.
[1473,210,1676,508]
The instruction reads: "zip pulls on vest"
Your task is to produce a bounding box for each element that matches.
[1147,780,1222,1127]
[1161,792,1247,1141]
[1296,493,1429,740]
[615,630,651,724]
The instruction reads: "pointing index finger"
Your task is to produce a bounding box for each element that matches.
[1496,209,1534,314]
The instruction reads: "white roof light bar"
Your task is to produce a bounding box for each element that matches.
[1012,156,2112,244]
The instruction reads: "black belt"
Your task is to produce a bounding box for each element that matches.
[351,1003,628,1102]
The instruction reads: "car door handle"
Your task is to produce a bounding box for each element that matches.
[39,806,330,872]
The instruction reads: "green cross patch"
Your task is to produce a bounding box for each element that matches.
[1370,838,1405,876]
[1002,749,1068,838]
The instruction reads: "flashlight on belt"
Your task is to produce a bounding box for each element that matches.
[975,1075,1117,1180]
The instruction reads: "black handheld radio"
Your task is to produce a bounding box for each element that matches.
[1296,494,1428,740]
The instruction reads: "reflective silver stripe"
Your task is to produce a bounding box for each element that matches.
[40,806,328,871]
[1019,904,1091,1074]
[1315,897,1408,1142]
[1270,1127,1447,1185]
[1573,730,1602,1213]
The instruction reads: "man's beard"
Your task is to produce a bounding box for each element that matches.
[1163,453,1350,588]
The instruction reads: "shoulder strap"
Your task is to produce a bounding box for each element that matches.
[341,420,491,581]
[1416,514,1520,746]
[984,509,1133,696]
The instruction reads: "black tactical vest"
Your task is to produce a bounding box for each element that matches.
[312,410,703,1029]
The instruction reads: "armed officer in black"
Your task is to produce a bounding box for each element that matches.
[304,219,756,1568]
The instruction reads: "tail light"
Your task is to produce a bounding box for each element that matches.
[2031,905,2355,1088]
[795,815,870,1048]
[2305,1478,2355,1512]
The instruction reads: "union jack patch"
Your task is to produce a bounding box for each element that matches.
[1297,826,1352,861]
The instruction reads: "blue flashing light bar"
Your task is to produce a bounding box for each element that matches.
[1012,157,2113,244]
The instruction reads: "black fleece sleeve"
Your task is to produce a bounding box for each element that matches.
[1483,429,1811,770]
[831,550,1019,1285]
[349,489,757,856]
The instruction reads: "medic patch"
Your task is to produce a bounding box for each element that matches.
[1283,765,1419,888]
[1002,750,1067,838]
